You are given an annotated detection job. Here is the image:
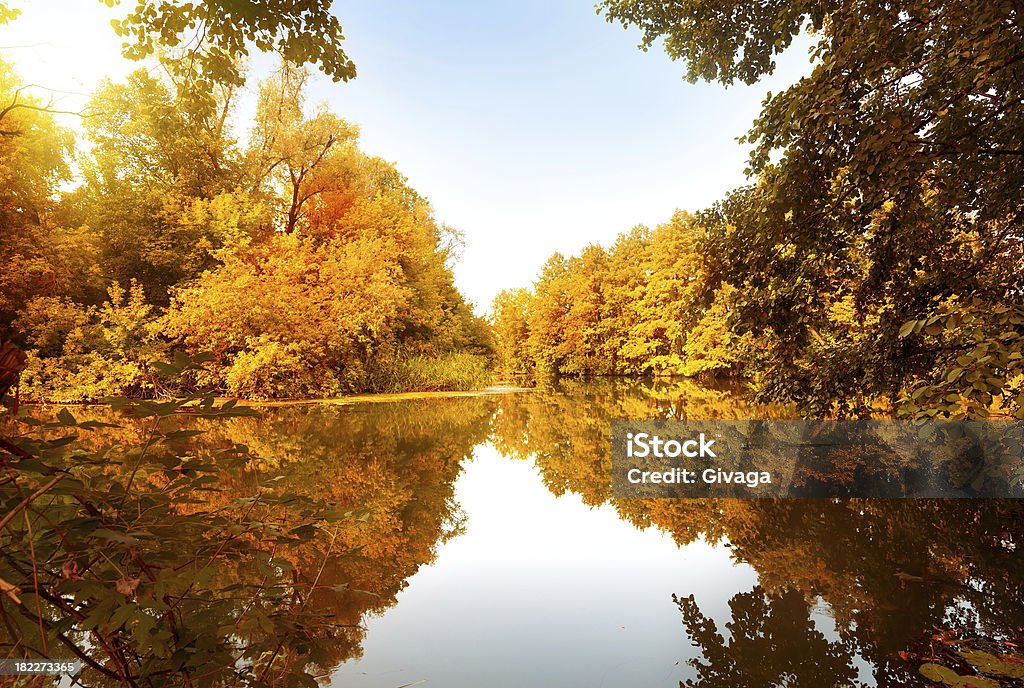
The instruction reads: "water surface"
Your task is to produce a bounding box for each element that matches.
[40,381,1024,686]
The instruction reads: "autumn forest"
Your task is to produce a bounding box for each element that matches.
[2,53,494,401]
[0,1,1023,687]
[1,2,1021,423]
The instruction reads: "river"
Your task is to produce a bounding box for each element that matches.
[12,380,1024,686]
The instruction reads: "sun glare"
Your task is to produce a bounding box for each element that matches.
[0,1,128,125]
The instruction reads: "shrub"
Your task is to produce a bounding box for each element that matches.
[15,281,166,402]
[224,337,342,400]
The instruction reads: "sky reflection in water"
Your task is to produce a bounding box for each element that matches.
[316,379,1021,688]
[335,441,758,688]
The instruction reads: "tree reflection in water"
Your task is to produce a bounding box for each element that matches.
[674,586,862,688]
[0,397,497,686]
[492,380,1024,687]
[8,382,1019,686]
[189,398,499,670]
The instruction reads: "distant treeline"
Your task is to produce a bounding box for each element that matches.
[0,59,491,401]
[493,0,1024,420]
[492,212,746,380]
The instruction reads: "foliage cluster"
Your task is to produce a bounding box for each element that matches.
[1,56,490,401]
[491,213,752,382]
[493,0,1024,419]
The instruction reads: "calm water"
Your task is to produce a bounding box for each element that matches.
[35,381,1024,686]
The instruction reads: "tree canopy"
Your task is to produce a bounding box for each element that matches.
[493,0,1023,419]
[1,52,490,402]
[112,0,357,88]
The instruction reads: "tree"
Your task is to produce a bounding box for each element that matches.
[600,0,1024,417]
[163,229,411,397]
[0,58,99,340]
[597,226,653,374]
[679,283,749,377]
[79,69,262,304]
[557,244,613,376]
[246,63,359,235]
[497,212,734,381]
[525,253,572,377]
[491,288,534,376]
[163,71,491,398]
[16,281,167,402]
[620,212,705,375]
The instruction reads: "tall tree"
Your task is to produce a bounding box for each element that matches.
[0,58,95,340]
[601,0,1024,417]
[79,70,259,304]
[491,289,534,376]
[247,64,358,235]
[162,69,491,399]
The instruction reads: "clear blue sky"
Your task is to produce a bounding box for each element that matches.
[3,0,813,312]
[305,1,813,311]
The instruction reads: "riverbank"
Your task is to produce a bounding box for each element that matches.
[240,385,534,407]
[7,385,535,411]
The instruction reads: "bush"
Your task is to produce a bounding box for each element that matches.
[15,281,166,402]
[224,337,342,400]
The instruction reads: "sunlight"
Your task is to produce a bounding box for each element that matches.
[0,1,128,124]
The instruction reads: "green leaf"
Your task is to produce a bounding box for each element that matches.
[91,528,141,545]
